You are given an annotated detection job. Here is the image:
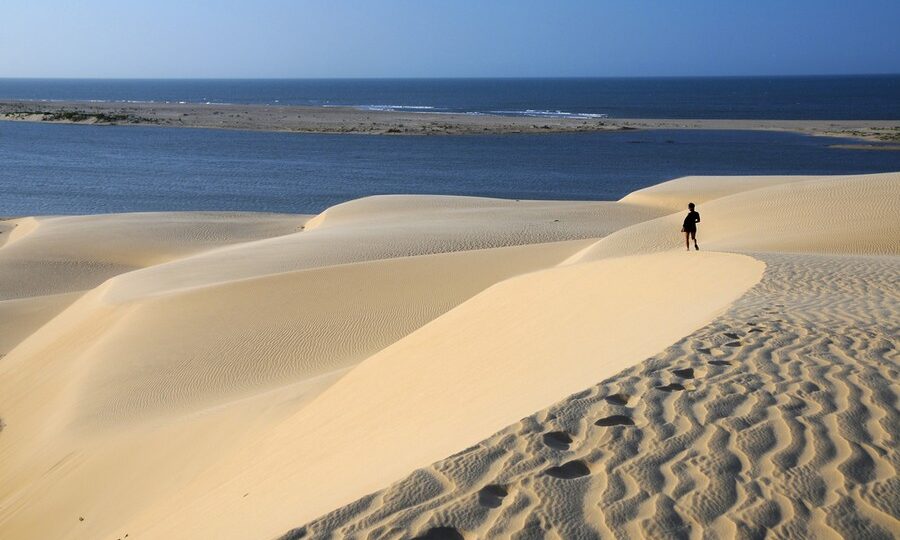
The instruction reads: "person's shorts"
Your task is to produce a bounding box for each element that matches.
[683,226,696,234]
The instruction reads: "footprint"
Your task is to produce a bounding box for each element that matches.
[724,332,741,339]
[413,527,465,540]
[748,328,763,333]
[477,484,508,508]
[696,347,711,355]
[282,527,306,539]
[656,383,685,392]
[724,341,742,347]
[709,360,731,366]
[799,382,821,393]
[672,367,695,379]
[542,431,573,450]
[604,393,630,406]
[544,460,591,479]
[595,415,634,427]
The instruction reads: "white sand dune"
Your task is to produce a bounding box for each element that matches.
[35,240,595,430]
[617,174,820,211]
[117,251,762,540]
[573,172,900,262]
[106,196,665,299]
[0,212,304,363]
[0,173,897,540]
[296,253,899,539]
[0,197,662,540]
[0,212,303,300]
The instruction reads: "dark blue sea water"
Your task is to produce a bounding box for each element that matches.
[1,76,899,119]
[2,121,899,215]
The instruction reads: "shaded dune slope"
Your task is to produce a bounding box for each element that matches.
[0,212,304,300]
[0,212,304,355]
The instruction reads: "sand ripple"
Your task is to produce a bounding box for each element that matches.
[287,254,899,539]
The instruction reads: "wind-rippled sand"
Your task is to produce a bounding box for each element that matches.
[291,254,898,539]
[0,172,897,539]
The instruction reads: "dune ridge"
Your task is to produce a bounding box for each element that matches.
[0,172,897,540]
[572,172,900,262]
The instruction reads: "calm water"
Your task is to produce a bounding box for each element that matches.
[1,76,899,119]
[2,121,899,215]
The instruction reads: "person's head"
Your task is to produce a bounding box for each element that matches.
[688,202,695,210]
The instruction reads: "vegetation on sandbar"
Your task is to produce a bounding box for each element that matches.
[1,108,146,124]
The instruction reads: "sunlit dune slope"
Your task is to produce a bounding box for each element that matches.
[572,171,900,262]
[125,251,762,540]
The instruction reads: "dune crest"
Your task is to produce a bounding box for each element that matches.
[0,216,40,248]
[571,171,900,263]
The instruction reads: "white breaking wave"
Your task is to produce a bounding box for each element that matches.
[490,109,609,119]
[357,105,437,112]
[347,105,607,118]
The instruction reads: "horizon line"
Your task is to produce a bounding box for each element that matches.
[2,72,899,81]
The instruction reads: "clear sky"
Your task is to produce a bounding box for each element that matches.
[2,0,899,78]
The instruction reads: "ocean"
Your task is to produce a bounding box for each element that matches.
[2,120,900,215]
[2,76,899,215]
[1,76,899,119]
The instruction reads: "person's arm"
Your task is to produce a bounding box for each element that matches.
[695,212,701,223]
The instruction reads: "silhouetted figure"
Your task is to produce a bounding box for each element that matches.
[682,202,700,251]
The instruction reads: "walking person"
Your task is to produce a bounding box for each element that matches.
[682,202,700,251]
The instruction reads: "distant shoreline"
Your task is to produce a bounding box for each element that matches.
[1,99,899,143]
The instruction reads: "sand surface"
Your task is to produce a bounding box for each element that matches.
[2,100,899,142]
[0,173,897,539]
[295,253,899,539]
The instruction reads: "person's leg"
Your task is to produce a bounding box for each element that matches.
[685,232,690,251]
[692,231,699,250]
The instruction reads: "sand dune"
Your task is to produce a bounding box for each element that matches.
[617,174,820,211]
[295,253,899,539]
[0,291,82,352]
[574,172,900,262]
[119,252,762,540]
[0,197,660,540]
[0,173,897,540]
[104,196,665,300]
[0,212,302,300]
[41,240,595,430]
[0,212,301,357]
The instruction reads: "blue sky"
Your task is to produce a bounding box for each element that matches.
[2,0,899,78]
